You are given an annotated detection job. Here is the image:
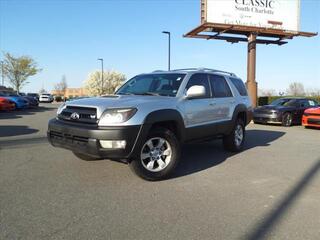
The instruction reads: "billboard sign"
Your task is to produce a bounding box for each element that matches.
[202,0,300,32]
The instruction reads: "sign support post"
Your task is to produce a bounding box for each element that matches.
[246,33,258,107]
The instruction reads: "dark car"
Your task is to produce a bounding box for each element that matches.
[27,93,40,101]
[18,93,39,107]
[253,98,318,127]
[23,96,39,107]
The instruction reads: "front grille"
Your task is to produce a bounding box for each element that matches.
[58,106,97,125]
[304,113,320,117]
[49,131,89,145]
[307,118,320,125]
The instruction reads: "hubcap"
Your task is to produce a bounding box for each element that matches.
[284,114,292,126]
[234,124,243,147]
[140,137,172,172]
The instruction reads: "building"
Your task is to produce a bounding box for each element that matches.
[51,87,88,98]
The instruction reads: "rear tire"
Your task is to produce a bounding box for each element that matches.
[223,118,245,152]
[129,127,180,181]
[73,152,100,161]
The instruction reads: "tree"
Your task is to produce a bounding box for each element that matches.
[286,82,305,96]
[2,52,41,92]
[306,88,320,97]
[39,88,47,94]
[258,88,276,97]
[84,70,126,96]
[54,75,68,96]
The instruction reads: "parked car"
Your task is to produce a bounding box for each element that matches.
[253,98,318,126]
[18,93,39,107]
[23,96,39,107]
[0,97,16,111]
[39,93,54,103]
[27,93,40,101]
[302,107,320,128]
[0,92,29,109]
[48,68,253,180]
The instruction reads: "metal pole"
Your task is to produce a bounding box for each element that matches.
[98,58,104,95]
[246,33,258,107]
[162,31,171,71]
[0,61,4,86]
[168,32,171,71]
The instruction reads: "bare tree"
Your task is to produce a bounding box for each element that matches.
[286,82,305,96]
[258,88,277,97]
[54,75,68,97]
[306,88,320,97]
[39,88,47,94]
[85,70,126,96]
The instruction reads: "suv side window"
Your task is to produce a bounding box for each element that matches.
[229,77,248,96]
[209,75,233,98]
[186,73,210,98]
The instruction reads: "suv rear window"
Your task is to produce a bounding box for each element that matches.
[230,77,248,96]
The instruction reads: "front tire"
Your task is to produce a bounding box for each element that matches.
[223,118,245,152]
[282,112,292,127]
[129,127,181,181]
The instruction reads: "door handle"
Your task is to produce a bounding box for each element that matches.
[209,102,216,106]
[230,101,236,104]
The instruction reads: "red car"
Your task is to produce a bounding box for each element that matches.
[0,97,16,111]
[302,107,320,128]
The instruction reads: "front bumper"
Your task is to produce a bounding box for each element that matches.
[302,115,320,128]
[253,112,282,124]
[47,118,141,159]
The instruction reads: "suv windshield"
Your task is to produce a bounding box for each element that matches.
[116,73,186,97]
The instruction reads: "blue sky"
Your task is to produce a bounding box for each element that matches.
[0,0,319,94]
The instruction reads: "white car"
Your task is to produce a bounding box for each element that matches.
[39,94,54,103]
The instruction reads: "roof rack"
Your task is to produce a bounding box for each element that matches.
[172,68,237,77]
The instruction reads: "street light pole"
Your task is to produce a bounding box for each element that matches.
[0,61,4,86]
[162,31,171,71]
[97,58,104,95]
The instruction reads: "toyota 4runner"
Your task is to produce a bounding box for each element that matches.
[47,68,253,180]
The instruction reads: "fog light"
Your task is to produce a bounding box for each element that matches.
[100,140,126,149]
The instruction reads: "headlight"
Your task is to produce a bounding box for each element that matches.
[99,108,137,125]
[57,103,66,115]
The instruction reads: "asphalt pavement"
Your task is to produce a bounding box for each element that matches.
[0,104,319,240]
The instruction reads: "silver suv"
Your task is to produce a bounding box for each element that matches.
[48,68,252,180]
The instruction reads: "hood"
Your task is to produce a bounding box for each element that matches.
[305,107,320,114]
[66,95,177,118]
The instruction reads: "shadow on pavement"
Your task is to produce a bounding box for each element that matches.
[0,136,48,149]
[0,125,39,137]
[173,129,285,178]
[0,105,56,120]
[244,158,320,240]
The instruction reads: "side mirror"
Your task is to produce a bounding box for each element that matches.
[185,85,206,99]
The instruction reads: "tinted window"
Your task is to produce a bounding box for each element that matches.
[185,73,210,98]
[230,77,248,96]
[209,75,233,98]
[283,100,299,107]
[270,98,290,106]
[300,99,317,107]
